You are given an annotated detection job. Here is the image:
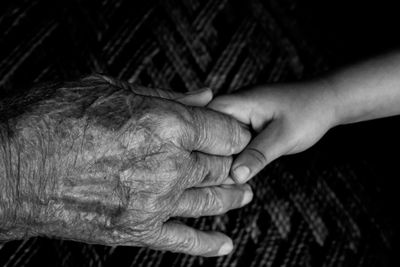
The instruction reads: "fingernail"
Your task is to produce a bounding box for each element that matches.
[185,88,209,95]
[233,166,250,183]
[218,242,233,256]
[241,189,253,206]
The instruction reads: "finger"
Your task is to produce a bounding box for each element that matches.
[189,152,232,187]
[221,177,236,185]
[189,107,251,156]
[98,75,213,107]
[135,86,213,107]
[172,184,253,218]
[174,88,213,106]
[231,120,288,183]
[207,94,253,124]
[158,221,233,256]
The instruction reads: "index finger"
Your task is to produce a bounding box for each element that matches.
[188,107,251,156]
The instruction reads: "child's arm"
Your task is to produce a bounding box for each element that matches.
[208,51,400,183]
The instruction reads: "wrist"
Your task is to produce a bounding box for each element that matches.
[0,120,58,241]
[312,75,346,129]
[0,123,31,240]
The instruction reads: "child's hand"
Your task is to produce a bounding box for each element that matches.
[208,81,337,183]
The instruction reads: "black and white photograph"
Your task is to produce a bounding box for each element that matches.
[0,0,399,266]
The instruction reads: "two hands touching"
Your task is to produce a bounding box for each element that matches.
[2,53,400,257]
[1,74,328,257]
[0,75,252,257]
[209,81,336,184]
[210,52,400,184]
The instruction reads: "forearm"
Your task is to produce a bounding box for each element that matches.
[327,51,400,126]
[0,125,20,239]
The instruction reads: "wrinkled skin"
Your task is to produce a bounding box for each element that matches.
[0,75,252,256]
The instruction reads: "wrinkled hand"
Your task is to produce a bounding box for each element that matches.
[8,75,252,256]
[208,81,336,183]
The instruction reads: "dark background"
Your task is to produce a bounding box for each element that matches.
[0,0,399,266]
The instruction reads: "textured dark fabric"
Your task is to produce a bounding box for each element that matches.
[0,0,398,266]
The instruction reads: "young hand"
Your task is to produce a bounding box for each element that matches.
[208,81,337,183]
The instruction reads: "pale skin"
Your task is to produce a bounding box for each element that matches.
[0,75,253,257]
[209,52,400,183]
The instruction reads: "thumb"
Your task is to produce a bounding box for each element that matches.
[174,88,213,107]
[231,120,288,183]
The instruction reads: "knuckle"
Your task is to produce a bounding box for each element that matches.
[134,197,161,215]
[204,188,224,214]
[157,114,186,141]
[226,118,243,153]
[190,108,209,147]
[146,227,163,244]
[205,156,232,184]
[246,148,268,166]
[182,192,203,218]
[145,227,173,251]
[195,157,209,183]
[176,154,204,188]
[186,188,224,217]
[182,232,200,254]
[220,156,233,178]
[159,226,200,254]
[141,104,189,144]
[105,221,160,247]
[189,153,209,185]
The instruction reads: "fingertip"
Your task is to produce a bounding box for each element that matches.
[231,165,251,183]
[191,87,213,106]
[162,222,234,257]
[241,184,253,206]
[200,88,214,104]
[190,87,213,99]
[197,232,233,257]
[202,235,233,257]
[177,88,214,106]
[217,239,233,256]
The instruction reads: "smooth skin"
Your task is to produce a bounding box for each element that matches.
[208,52,400,183]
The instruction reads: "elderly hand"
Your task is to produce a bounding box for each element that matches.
[0,75,252,256]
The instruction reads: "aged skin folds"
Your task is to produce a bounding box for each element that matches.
[0,75,252,256]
